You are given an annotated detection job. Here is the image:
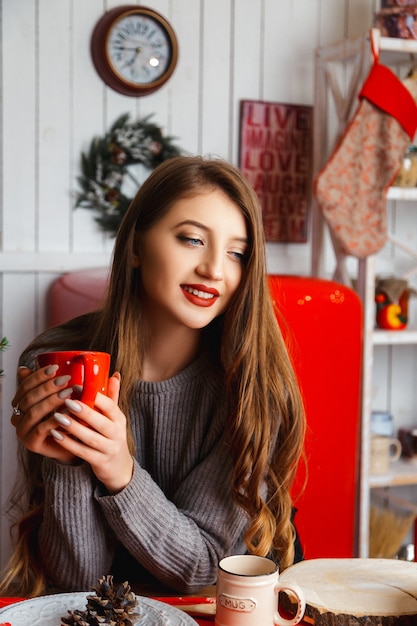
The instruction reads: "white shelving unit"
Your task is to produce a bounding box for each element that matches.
[312,29,417,558]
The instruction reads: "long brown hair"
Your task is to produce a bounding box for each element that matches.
[1,156,305,596]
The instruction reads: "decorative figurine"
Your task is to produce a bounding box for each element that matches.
[375,276,416,330]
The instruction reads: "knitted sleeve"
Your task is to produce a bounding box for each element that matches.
[37,431,247,593]
[97,445,248,593]
[38,459,118,590]
[36,355,249,593]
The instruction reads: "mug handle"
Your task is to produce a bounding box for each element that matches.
[273,582,306,626]
[389,439,402,463]
[75,353,101,407]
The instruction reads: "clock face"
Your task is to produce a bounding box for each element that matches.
[106,12,173,87]
[91,6,178,96]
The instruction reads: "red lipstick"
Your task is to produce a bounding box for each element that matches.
[181,284,219,307]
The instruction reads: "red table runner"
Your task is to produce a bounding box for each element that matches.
[0,596,214,625]
[0,595,311,625]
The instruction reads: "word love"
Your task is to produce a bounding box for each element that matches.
[239,100,312,243]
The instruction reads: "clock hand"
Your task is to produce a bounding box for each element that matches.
[113,45,143,52]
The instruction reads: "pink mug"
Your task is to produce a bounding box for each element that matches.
[215,555,305,626]
[36,350,111,407]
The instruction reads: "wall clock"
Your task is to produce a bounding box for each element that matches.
[91,5,178,97]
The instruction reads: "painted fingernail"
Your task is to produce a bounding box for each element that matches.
[58,387,73,400]
[45,364,59,376]
[64,398,82,413]
[54,412,71,427]
[54,375,71,387]
[50,428,64,441]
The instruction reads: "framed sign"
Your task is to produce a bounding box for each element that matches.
[239,99,313,243]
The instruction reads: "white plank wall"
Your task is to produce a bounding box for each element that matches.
[0,0,377,568]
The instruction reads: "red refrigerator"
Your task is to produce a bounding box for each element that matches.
[268,275,363,559]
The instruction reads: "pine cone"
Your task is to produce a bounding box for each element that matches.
[61,609,96,625]
[61,575,140,626]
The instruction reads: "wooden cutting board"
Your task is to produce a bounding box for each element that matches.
[280,558,417,625]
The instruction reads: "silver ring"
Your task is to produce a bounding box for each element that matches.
[12,405,23,416]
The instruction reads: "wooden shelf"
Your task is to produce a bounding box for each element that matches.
[387,187,417,201]
[373,328,417,345]
[313,29,417,558]
[380,35,417,55]
[369,459,417,488]
[379,35,417,66]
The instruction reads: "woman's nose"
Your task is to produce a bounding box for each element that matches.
[196,253,224,280]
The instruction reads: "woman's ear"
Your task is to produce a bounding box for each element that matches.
[132,233,141,268]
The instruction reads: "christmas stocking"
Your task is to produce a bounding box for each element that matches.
[315,50,417,258]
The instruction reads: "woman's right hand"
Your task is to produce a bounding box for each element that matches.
[11,365,79,463]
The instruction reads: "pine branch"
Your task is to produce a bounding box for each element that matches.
[74,114,183,236]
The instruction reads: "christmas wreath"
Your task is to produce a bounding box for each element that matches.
[76,113,183,236]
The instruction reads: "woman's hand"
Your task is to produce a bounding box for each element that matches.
[48,372,134,494]
[11,365,79,464]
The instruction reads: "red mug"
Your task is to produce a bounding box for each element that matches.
[36,350,111,407]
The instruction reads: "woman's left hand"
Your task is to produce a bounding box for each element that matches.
[50,372,134,494]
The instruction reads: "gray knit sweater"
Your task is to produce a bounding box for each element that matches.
[33,351,248,593]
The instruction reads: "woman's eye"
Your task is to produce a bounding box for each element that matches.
[229,250,247,263]
[177,235,203,246]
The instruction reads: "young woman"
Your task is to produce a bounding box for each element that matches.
[1,156,305,597]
